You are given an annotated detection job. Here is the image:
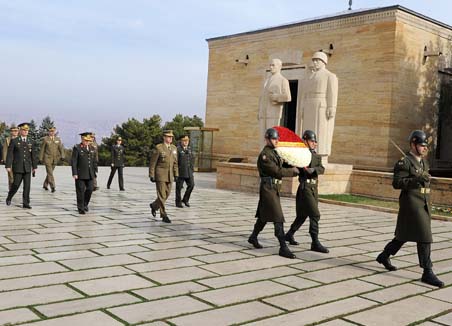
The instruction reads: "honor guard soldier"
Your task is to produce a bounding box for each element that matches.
[89,133,100,191]
[376,130,444,287]
[72,132,97,214]
[248,128,299,259]
[39,126,64,192]
[107,136,125,191]
[5,123,38,208]
[149,130,178,223]
[175,134,194,208]
[285,130,329,253]
[2,125,19,190]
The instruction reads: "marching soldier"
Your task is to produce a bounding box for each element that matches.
[39,126,64,192]
[149,130,178,223]
[376,130,444,287]
[2,125,19,190]
[71,132,97,214]
[89,133,99,191]
[248,128,299,259]
[5,123,38,208]
[175,134,194,208]
[285,130,329,253]
[107,136,125,191]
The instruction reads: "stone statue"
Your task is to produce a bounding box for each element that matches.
[297,52,338,157]
[258,58,291,139]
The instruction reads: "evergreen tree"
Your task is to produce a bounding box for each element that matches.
[38,116,55,140]
[28,120,40,144]
[162,114,204,140]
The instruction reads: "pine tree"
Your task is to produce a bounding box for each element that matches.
[38,116,55,141]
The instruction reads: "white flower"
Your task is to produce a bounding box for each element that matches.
[276,146,312,167]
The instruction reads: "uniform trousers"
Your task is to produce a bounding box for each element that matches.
[7,172,31,205]
[175,175,194,204]
[7,169,14,190]
[384,238,432,269]
[289,214,320,236]
[75,179,93,211]
[151,181,172,216]
[107,167,124,190]
[43,162,57,188]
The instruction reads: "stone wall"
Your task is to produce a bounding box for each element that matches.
[205,7,452,171]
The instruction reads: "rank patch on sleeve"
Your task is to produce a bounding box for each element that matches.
[262,154,267,161]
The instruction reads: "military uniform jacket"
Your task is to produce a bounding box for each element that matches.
[177,144,194,179]
[393,152,432,243]
[111,145,125,167]
[256,145,297,222]
[149,143,178,182]
[71,144,97,180]
[91,141,99,162]
[5,137,38,173]
[2,137,15,163]
[39,136,64,164]
[296,151,325,217]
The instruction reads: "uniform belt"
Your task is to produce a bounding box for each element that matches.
[420,187,431,194]
[305,179,317,184]
[261,177,282,185]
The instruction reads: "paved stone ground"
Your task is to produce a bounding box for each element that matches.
[1,166,452,326]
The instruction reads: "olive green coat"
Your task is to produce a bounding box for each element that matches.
[393,152,432,243]
[149,143,179,182]
[39,136,64,164]
[296,151,325,217]
[255,145,297,222]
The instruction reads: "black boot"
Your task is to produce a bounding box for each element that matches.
[310,233,329,253]
[376,251,397,271]
[275,222,296,259]
[248,219,265,249]
[284,230,299,245]
[421,269,444,287]
[176,201,183,208]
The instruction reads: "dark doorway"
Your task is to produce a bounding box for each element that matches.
[431,70,452,177]
[280,80,298,132]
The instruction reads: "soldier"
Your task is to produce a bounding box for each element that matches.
[5,123,38,208]
[107,136,125,191]
[71,132,97,214]
[89,133,99,191]
[175,134,194,208]
[39,126,65,192]
[2,125,19,190]
[149,130,178,223]
[248,128,299,259]
[376,130,444,287]
[285,130,329,253]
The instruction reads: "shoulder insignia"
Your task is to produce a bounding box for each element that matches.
[262,154,267,161]
[398,160,404,165]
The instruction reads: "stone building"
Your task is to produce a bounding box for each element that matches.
[205,5,452,174]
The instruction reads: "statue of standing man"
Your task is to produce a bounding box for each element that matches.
[258,59,291,139]
[297,52,338,157]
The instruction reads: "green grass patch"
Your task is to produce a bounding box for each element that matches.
[319,194,452,218]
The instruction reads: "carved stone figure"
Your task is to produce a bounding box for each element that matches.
[297,52,338,157]
[258,59,291,139]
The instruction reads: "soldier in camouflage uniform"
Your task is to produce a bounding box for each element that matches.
[376,130,444,288]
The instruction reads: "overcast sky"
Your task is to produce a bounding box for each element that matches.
[1,0,451,130]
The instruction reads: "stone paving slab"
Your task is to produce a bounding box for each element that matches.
[1,167,452,325]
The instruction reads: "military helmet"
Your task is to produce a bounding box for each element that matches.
[265,128,279,140]
[302,130,317,142]
[312,51,328,64]
[409,130,428,146]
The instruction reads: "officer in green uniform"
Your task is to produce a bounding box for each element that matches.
[248,128,299,259]
[71,133,97,214]
[285,130,329,253]
[376,130,444,287]
[107,136,125,191]
[149,130,178,223]
[175,134,194,208]
[2,125,19,190]
[5,123,38,208]
[39,126,65,192]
